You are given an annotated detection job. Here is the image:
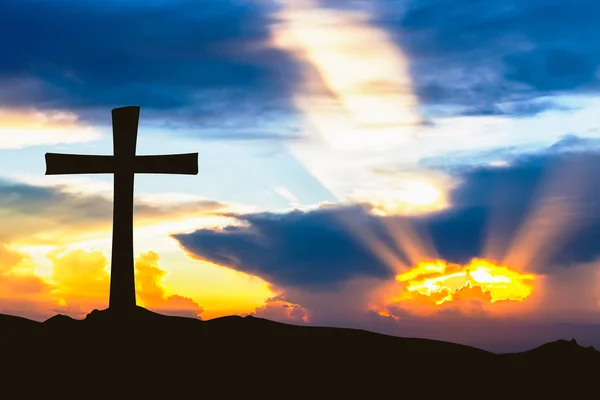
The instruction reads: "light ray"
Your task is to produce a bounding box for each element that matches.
[501,156,597,272]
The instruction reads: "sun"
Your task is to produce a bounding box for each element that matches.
[394,258,536,305]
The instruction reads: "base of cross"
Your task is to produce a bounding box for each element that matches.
[86,305,167,323]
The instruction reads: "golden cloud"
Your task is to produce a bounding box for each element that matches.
[0,244,204,320]
[135,251,203,318]
[0,244,58,320]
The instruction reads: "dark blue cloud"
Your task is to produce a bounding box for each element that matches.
[173,136,600,288]
[172,205,400,289]
[372,0,600,117]
[5,0,594,128]
[0,0,300,136]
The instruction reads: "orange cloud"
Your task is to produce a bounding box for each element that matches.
[135,251,203,318]
[250,295,308,323]
[0,244,58,321]
[0,244,204,320]
[48,249,110,316]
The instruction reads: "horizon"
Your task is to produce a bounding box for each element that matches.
[2,0,600,353]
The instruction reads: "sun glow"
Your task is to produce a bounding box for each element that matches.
[395,259,536,305]
[367,180,449,216]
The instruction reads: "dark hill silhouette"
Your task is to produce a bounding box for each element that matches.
[1,307,597,397]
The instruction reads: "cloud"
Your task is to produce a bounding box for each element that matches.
[0,0,300,138]
[249,295,308,324]
[370,0,600,117]
[244,278,386,327]
[0,178,227,245]
[0,108,100,149]
[5,0,598,132]
[0,244,58,321]
[135,251,203,318]
[172,205,398,290]
[416,135,600,171]
[48,249,111,315]
[173,135,600,289]
[49,249,203,319]
[0,245,204,320]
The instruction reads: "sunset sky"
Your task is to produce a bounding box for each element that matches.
[2,0,600,352]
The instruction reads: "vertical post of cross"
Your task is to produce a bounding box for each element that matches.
[110,106,140,312]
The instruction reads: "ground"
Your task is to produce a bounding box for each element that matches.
[1,307,598,397]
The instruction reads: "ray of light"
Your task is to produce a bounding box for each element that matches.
[379,216,440,269]
[268,0,434,215]
[500,156,598,272]
[328,205,408,272]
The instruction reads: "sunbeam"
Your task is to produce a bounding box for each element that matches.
[501,155,598,273]
[268,0,434,214]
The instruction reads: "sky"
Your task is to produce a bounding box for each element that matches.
[1,0,600,352]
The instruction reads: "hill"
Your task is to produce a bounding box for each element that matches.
[1,306,598,396]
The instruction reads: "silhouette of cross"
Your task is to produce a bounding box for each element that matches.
[45,106,198,315]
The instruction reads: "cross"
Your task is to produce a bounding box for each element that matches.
[45,106,198,315]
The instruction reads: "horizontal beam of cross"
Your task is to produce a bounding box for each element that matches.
[45,153,199,175]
